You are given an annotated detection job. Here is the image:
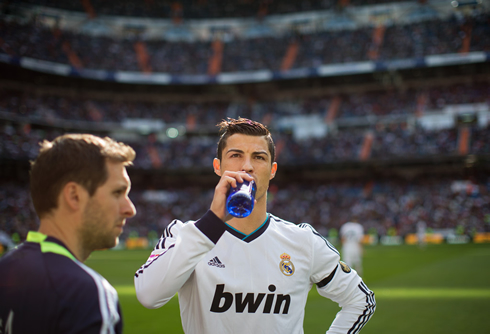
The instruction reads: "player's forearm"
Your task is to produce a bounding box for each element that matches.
[134,229,211,308]
[326,304,375,333]
[135,211,226,308]
[316,261,375,334]
[326,281,376,334]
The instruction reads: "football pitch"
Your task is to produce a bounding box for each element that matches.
[86,243,490,334]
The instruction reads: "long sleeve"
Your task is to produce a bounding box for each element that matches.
[134,210,226,309]
[302,223,376,334]
[318,267,375,334]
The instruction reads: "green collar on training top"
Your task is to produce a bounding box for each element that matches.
[27,231,77,261]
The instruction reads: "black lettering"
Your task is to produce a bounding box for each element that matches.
[210,284,291,314]
[263,284,277,313]
[263,294,274,313]
[274,294,291,314]
[210,284,233,313]
[235,293,265,313]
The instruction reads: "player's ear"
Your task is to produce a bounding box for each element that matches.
[269,162,278,180]
[61,182,87,212]
[213,158,221,176]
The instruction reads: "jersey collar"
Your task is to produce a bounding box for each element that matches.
[224,214,270,243]
[27,231,77,261]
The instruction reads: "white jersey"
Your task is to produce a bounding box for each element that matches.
[339,222,364,273]
[135,211,375,334]
[339,222,364,246]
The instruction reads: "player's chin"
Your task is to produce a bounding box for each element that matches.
[108,235,120,249]
[94,236,119,251]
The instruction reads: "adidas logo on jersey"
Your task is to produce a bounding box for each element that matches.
[208,256,225,268]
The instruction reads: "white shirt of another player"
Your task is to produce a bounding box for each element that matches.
[339,222,364,275]
[340,222,364,245]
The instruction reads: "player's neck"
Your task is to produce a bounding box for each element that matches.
[226,201,268,236]
[38,216,86,262]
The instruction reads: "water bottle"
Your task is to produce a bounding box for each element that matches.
[226,179,256,218]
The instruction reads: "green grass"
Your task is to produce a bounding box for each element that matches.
[85,243,490,334]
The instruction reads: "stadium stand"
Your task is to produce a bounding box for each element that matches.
[1,81,489,123]
[1,0,489,246]
[17,0,417,19]
[1,175,489,245]
[2,11,489,74]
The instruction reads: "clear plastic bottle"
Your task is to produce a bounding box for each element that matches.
[226,180,256,218]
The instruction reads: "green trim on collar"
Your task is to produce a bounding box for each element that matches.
[26,231,77,261]
[26,231,48,243]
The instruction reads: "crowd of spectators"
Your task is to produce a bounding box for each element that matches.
[0,89,236,124]
[0,123,61,160]
[471,126,490,155]
[0,183,38,242]
[425,83,490,110]
[1,78,489,169]
[18,0,411,19]
[378,16,463,60]
[266,177,490,238]
[1,12,489,74]
[1,81,489,125]
[221,35,289,72]
[0,18,69,64]
[1,119,489,171]
[1,175,489,244]
[146,39,211,74]
[294,28,373,69]
[370,125,459,160]
[134,123,490,169]
[1,1,489,250]
[337,88,417,118]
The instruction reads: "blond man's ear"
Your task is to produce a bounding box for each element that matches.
[60,182,88,212]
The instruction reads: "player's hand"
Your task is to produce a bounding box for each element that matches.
[210,171,254,221]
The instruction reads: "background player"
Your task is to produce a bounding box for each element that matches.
[417,220,427,249]
[135,118,375,334]
[340,219,365,277]
[0,134,136,334]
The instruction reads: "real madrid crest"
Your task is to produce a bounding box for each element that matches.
[279,253,295,276]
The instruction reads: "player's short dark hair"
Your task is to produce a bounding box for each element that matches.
[30,134,135,219]
[216,117,275,164]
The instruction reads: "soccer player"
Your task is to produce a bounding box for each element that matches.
[339,220,365,277]
[0,134,136,334]
[135,118,375,334]
[416,220,427,249]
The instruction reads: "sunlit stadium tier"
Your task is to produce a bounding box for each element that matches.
[1,79,489,169]
[1,82,488,123]
[0,0,489,247]
[16,0,430,19]
[1,1,489,83]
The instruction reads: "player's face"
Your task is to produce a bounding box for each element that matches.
[80,161,136,251]
[217,133,277,202]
